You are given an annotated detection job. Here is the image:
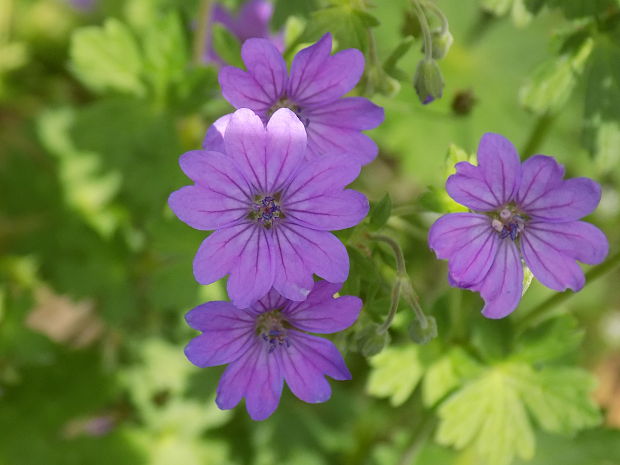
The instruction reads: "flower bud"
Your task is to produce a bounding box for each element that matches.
[430,28,453,60]
[408,315,438,345]
[356,323,390,357]
[413,59,444,105]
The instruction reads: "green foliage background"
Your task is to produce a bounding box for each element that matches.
[1,0,619,464]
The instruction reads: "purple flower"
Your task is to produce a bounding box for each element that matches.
[168,108,369,308]
[184,281,362,421]
[205,0,284,65]
[428,133,609,318]
[218,33,385,164]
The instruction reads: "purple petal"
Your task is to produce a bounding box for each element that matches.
[240,38,287,102]
[520,220,607,292]
[525,221,608,265]
[278,331,350,404]
[277,225,349,283]
[211,3,236,31]
[285,189,369,231]
[168,184,247,230]
[226,225,275,308]
[288,34,364,106]
[475,239,523,319]
[521,177,602,222]
[304,97,384,130]
[219,67,273,113]
[234,0,273,41]
[265,108,307,192]
[193,223,275,308]
[223,108,269,192]
[284,281,362,333]
[306,122,379,164]
[271,228,315,302]
[184,302,255,367]
[202,114,232,152]
[515,155,564,208]
[178,150,248,192]
[253,288,288,313]
[446,133,521,211]
[216,343,283,421]
[284,156,362,202]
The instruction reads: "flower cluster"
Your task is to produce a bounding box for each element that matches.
[428,133,609,318]
[170,26,382,420]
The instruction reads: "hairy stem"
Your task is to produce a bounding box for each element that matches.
[517,250,620,331]
[378,279,402,334]
[412,0,433,60]
[193,0,212,65]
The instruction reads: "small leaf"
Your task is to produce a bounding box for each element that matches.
[69,18,145,96]
[369,194,392,231]
[211,24,243,69]
[367,345,424,406]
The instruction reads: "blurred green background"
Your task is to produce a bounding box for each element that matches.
[1,0,620,464]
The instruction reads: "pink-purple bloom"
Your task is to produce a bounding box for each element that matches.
[218,33,384,164]
[428,133,609,318]
[184,281,362,421]
[168,108,368,309]
[205,0,284,65]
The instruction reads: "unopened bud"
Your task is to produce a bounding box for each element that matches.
[356,323,390,357]
[408,315,438,344]
[430,28,453,60]
[413,59,444,105]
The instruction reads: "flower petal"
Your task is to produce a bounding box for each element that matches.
[306,122,379,164]
[446,133,520,210]
[288,34,364,106]
[520,221,605,292]
[521,178,602,222]
[241,38,287,101]
[227,225,275,308]
[271,227,315,302]
[304,97,384,130]
[284,155,362,203]
[284,281,362,334]
[216,343,283,421]
[223,108,269,192]
[277,225,349,283]
[285,189,369,231]
[186,301,255,331]
[168,185,247,230]
[219,66,273,113]
[202,114,232,152]
[234,0,273,40]
[524,221,608,265]
[265,108,307,192]
[193,224,250,285]
[515,155,564,208]
[475,239,523,319]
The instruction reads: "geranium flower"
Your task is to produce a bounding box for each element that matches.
[184,281,362,421]
[168,108,368,308]
[428,133,609,318]
[205,0,284,65]
[218,33,384,164]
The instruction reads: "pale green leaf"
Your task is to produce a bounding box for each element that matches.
[367,345,424,406]
[422,347,481,407]
[69,19,145,95]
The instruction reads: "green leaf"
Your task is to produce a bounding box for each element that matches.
[69,18,145,96]
[142,13,188,103]
[304,6,378,52]
[422,347,481,407]
[369,194,392,231]
[513,315,583,363]
[211,23,243,69]
[367,345,424,406]
[436,362,602,465]
[545,0,618,18]
[519,37,593,115]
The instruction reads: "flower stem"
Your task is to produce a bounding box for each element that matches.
[193,0,212,65]
[412,0,433,60]
[422,0,449,34]
[516,250,620,331]
[378,279,402,334]
[521,113,555,159]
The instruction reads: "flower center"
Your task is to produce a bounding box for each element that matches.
[267,97,310,127]
[255,309,290,353]
[248,194,284,229]
[491,206,527,241]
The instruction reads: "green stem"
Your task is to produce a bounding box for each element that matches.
[422,0,449,34]
[368,233,407,276]
[193,0,212,65]
[378,280,402,334]
[521,113,555,159]
[516,250,620,331]
[412,0,433,60]
[398,410,438,465]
